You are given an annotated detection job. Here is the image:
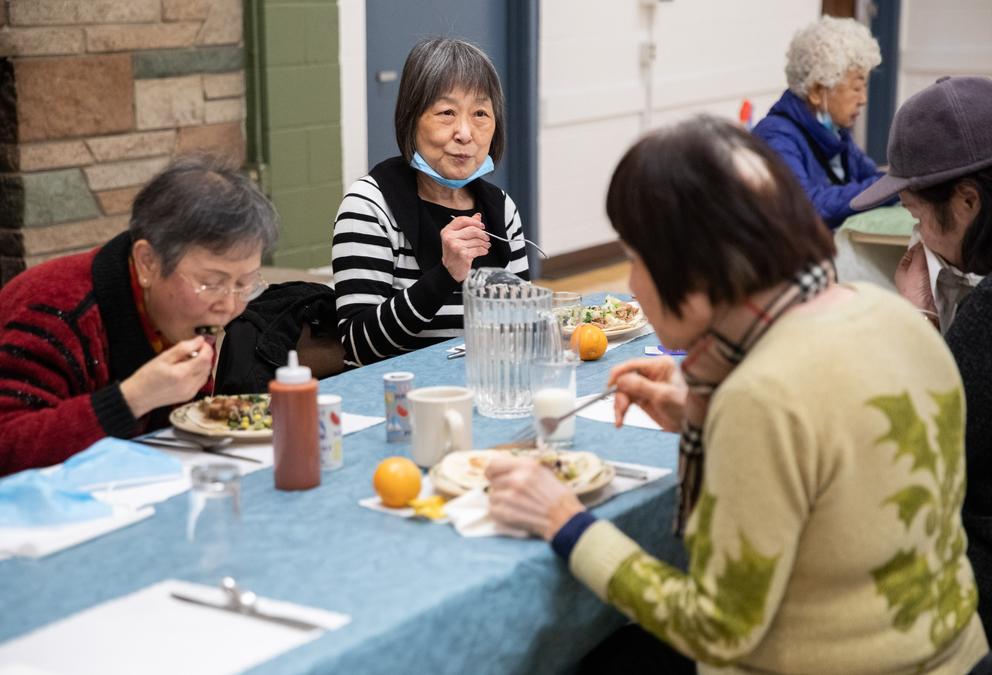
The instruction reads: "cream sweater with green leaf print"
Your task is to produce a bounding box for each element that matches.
[570,283,988,673]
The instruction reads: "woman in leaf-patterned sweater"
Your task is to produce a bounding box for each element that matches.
[486,118,988,673]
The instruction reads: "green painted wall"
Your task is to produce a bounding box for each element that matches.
[246,0,342,269]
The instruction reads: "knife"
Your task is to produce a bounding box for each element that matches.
[608,463,650,481]
[170,592,322,632]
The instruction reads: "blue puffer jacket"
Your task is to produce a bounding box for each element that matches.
[753,89,893,229]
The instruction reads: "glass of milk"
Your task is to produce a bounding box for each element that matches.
[531,358,578,448]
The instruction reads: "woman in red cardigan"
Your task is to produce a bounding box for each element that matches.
[0,155,278,476]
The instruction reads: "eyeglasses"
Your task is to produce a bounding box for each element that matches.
[179,272,268,304]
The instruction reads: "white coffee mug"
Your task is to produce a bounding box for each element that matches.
[407,386,473,467]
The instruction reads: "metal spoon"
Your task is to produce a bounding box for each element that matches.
[535,385,618,439]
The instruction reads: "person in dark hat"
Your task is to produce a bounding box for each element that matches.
[852,75,992,636]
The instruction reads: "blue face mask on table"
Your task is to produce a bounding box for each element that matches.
[0,471,111,527]
[410,151,494,189]
[0,438,182,527]
[55,438,183,492]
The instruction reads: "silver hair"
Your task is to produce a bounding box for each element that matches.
[129,155,279,276]
[785,16,881,97]
[394,37,505,164]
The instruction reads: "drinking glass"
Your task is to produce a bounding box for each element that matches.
[187,463,241,580]
[552,291,582,334]
[531,358,578,448]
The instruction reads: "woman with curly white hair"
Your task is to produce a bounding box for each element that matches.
[754,16,896,228]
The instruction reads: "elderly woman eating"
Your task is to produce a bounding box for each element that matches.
[0,156,278,476]
[486,117,988,673]
[753,16,894,228]
[331,38,530,367]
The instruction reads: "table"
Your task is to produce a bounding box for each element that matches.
[0,299,685,674]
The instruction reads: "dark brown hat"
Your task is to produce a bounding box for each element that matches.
[851,76,992,210]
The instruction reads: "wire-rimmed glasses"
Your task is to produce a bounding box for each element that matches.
[179,272,268,304]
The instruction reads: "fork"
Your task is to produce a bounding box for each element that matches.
[508,385,619,446]
[448,215,548,258]
[488,231,548,258]
[137,430,262,464]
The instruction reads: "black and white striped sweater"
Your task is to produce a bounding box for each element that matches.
[331,157,529,367]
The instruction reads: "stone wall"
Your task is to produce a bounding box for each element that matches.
[0,0,247,285]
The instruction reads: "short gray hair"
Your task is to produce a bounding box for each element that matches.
[394,37,505,165]
[785,16,881,97]
[129,155,279,276]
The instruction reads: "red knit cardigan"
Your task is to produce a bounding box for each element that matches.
[0,232,166,476]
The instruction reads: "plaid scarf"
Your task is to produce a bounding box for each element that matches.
[675,260,836,535]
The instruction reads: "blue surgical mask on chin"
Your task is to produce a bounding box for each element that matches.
[410,151,494,189]
[816,109,836,133]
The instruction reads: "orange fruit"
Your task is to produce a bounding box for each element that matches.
[570,323,608,361]
[373,456,422,507]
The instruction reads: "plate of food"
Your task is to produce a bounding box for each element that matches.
[170,394,273,440]
[429,448,615,498]
[557,296,648,338]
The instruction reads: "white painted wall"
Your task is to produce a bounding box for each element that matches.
[897,0,992,106]
[338,0,368,188]
[538,0,819,257]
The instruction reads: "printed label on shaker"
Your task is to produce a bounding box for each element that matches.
[383,372,414,443]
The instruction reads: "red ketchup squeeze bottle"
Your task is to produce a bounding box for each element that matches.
[269,350,320,490]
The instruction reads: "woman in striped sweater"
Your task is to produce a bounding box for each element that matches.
[331,38,529,367]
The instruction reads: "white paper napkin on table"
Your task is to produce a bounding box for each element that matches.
[0,504,154,560]
[341,412,385,435]
[357,476,449,523]
[575,395,663,431]
[446,461,671,538]
[445,489,530,538]
[604,322,654,352]
[0,580,350,675]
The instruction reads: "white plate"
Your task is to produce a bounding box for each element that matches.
[429,449,615,497]
[169,395,272,441]
[562,299,648,339]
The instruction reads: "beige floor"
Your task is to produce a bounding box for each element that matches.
[534,261,630,295]
[262,261,631,295]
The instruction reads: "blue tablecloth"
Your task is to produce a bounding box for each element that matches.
[0,297,686,674]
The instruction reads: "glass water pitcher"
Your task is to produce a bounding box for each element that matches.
[463,268,563,418]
